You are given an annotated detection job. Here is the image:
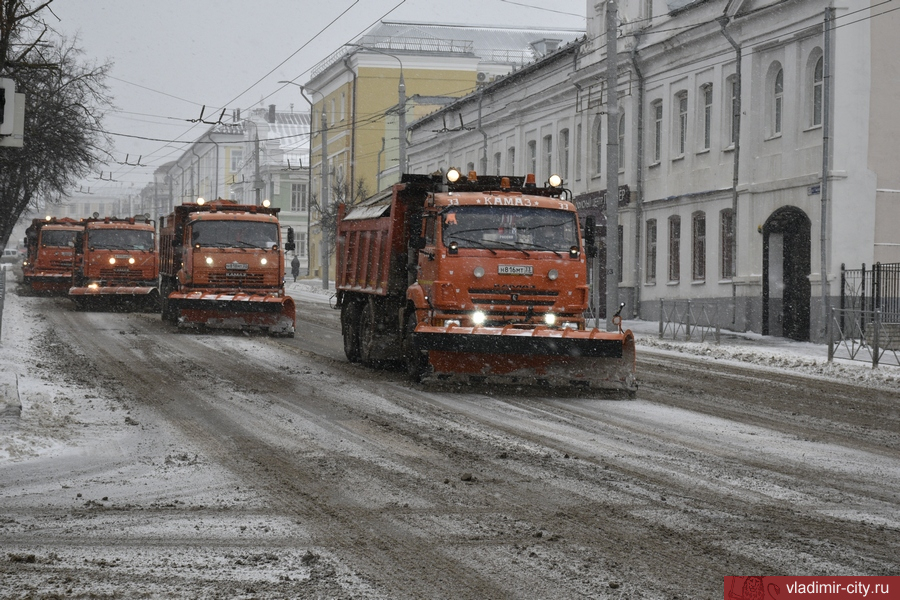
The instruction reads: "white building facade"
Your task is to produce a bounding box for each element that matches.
[407,0,900,342]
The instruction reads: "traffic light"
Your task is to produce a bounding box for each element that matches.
[0,78,14,136]
[285,226,296,252]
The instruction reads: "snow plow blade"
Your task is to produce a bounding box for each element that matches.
[169,292,295,336]
[69,286,157,296]
[412,325,637,392]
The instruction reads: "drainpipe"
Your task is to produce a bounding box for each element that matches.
[478,87,488,173]
[820,7,835,339]
[718,15,742,327]
[630,32,644,318]
[343,56,358,199]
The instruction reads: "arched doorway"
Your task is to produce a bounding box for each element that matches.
[762,206,811,341]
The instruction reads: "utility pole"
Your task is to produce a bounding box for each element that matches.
[320,107,329,290]
[398,70,406,176]
[605,0,620,331]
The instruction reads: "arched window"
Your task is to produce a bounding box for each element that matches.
[691,211,706,281]
[773,67,783,135]
[812,56,823,127]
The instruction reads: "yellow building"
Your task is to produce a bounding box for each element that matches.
[296,21,582,285]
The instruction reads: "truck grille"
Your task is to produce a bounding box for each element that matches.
[207,273,265,285]
[468,288,558,307]
[98,268,147,281]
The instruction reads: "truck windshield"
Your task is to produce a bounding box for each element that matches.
[88,230,155,250]
[442,206,578,252]
[41,230,78,247]
[190,221,278,249]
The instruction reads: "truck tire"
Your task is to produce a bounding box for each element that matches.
[341,301,362,363]
[403,311,428,383]
[358,302,378,367]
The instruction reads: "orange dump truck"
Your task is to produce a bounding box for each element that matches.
[22,217,83,295]
[336,171,637,392]
[158,199,295,336]
[69,216,160,310]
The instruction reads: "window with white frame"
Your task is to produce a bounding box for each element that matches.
[652,101,663,163]
[528,140,537,174]
[691,211,706,281]
[291,183,307,212]
[727,75,738,147]
[676,91,688,156]
[559,128,569,181]
[230,149,243,172]
[668,215,680,282]
[542,135,553,181]
[720,208,735,279]
[618,112,626,169]
[494,152,502,176]
[701,83,713,150]
[812,55,823,127]
[575,124,583,181]
[593,115,603,176]
[508,147,516,173]
[646,219,657,284]
[297,231,307,257]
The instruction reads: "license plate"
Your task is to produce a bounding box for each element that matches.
[498,265,533,275]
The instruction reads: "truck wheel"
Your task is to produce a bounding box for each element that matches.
[358,303,378,367]
[403,311,428,383]
[341,302,362,363]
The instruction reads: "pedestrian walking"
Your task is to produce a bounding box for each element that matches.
[291,255,300,282]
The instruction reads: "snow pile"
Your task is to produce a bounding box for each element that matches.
[635,330,900,392]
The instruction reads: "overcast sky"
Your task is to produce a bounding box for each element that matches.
[47,0,586,196]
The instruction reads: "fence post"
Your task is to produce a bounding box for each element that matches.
[873,309,880,369]
[685,300,692,341]
[827,307,834,363]
[0,270,5,341]
[659,298,664,339]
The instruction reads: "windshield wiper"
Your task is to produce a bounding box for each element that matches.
[448,236,497,255]
[516,241,561,257]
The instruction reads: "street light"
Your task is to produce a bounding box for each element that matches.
[345,44,407,176]
[279,80,328,290]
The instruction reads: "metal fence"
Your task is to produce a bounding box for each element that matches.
[841,262,900,315]
[828,307,900,368]
[833,262,900,367]
[658,299,721,344]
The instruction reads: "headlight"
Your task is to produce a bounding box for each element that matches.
[544,313,557,326]
[205,256,213,265]
[473,266,485,278]
[108,257,116,265]
[472,310,487,326]
[561,322,579,330]
[443,319,461,327]
[548,269,559,281]
[88,282,100,289]
[260,257,268,265]
[128,257,135,264]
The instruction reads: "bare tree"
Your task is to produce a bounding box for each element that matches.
[0,0,112,247]
[313,177,370,253]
